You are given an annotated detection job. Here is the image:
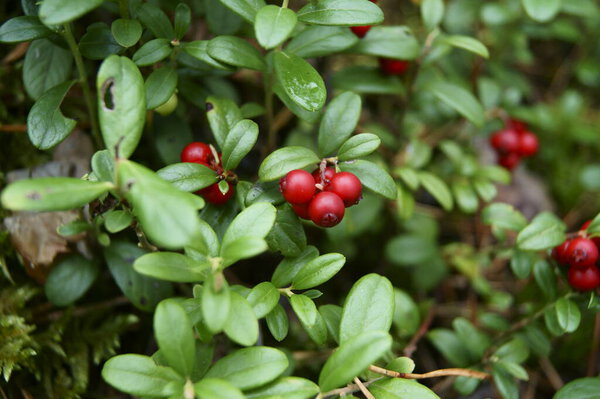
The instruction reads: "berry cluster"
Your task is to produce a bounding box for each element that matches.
[181,142,234,205]
[349,0,410,77]
[552,220,600,292]
[489,119,539,170]
[279,167,362,228]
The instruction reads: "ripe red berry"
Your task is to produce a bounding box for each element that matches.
[552,239,572,266]
[518,131,539,157]
[200,182,234,205]
[292,203,310,220]
[489,129,519,154]
[568,266,600,292]
[181,142,213,165]
[378,58,410,75]
[508,119,527,133]
[326,172,362,207]
[312,167,336,189]
[280,170,316,204]
[498,152,520,170]
[308,192,345,227]
[567,237,599,269]
[350,25,372,38]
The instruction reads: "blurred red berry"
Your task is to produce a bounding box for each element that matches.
[518,131,539,157]
[308,192,345,227]
[379,58,410,75]
[567,237,599,269]
[568,265,600,291]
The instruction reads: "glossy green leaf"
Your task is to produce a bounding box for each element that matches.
[39,0,103,25]
[495,361,529,381]
[255,5,297,50]
[205,347,288,390]
[216,0,266,22]
[206,0,244,35]
[1,177,112,212]
[79,23,123,60]
[221,202,276,249]
[182,41,232,70]
[349,26,420,59]
[292,253,345,290]
[266,205,307,257]
[224,292,259,346]
[194,378,245,399]
[318,330,392,391]
[522,0,562,22]
[517,212,566,251]
[103,210,133,233]
[157,162,217,192]
[174,3,191,39]
[298,0,384,26]
[494,338,529,364]
[554,377,600,399]
[273,51,326,112]
[286,26,358,58]
[206,96,243,149]
[318,92,361,156]
[202,277,231,333]
[271,246,319,287]
[222,119,259,171]
[221,235,268,267]
[421,0,445,30]
[370,378,440,399]
[319,304,342,344]
[134,252,209,283]
[266,304,289,341]
[427,329,471,367]
[208,36,265,71]
[245,377,319,399]
[340,160,397,200]
[510,250,535,279]
[0,16,51,43]
[492,367,519,399]
[259,146,320,182]
[23,39,72,100]
[97,56,146,159]
[337,134,381,161]
[145,66,178,110]
[247,282,280,318]
[332,65,405,94]
[418,171,453,211]
[427,81,485,126]
[533,259,557,300]
[27,80,76,150]
[111,18,142,48]
[339,273,394,343]
[290,294,318,328]
[392,289,420,337]
[482,203,527,231]
[443,35,489,58]
[452,180,478,214]
[136,2,175,39]
[555,298,581,333]
[133,38,172,66]
[45,254,98,306]
[154,300,195,376]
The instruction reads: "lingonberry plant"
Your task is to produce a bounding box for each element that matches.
[1,0,600,398]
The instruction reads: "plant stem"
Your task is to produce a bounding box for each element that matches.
[63,23,103,149]
[353,377,375,399]
[264,73,276,156]
[118,0,130,19]
[282,0,289,8]
[368,365,490,380]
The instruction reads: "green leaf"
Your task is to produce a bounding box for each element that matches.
[23,39,72,100]
[517,212,566,251]
[102,354,182,397]
[39,0,103,25]
[418,171,453,211]
[286,26,358,58]
[291,253,345,290]
[216,0,266,22]
[482,203,527,231]
[194,378,245,399]
[221,202,276,249]
[298,0,384,26]
[349,26,420,59]
[266,205,307,257]
[510,250,535,279]
[427,81,485,126]
[339,273,394,343]
[370,378,440,399]
[0,16,51,43]
[492,367,519,399]
[544,306,566,336]
[421,0,445,30]
[104,241,172,311]
[332,65,405,95]
[97,55,146,159]
[452,180,478,214]
[494,338,529,364]
[117,160,204,249]
[221,236,268,267]
[255,5,297,50]
[266,304,289,341]
[134,252,209,283]
[318,330,392,391]
[247,282,280,319]
[453,317,490,360]
[533,259,557,300]
[222,119,259,171]
[273,51,326,112]
[182,41,232,70]
[174,3,192,39]
[396,184,415,220]
[554,377,600,399]
[205,347,288,390]
[79,23,123,60]
[208,36,265,71]
[202,277,231,333]
[103,210,133,233]
[472,177,497,202]
[206,96,243,149]
[555,298,581,333]
[495,361,529,381]
[318,92,361,156]
[320,304,342,344]
[136,2,175,39]
[133,38,172,66]
[290,294,318,328]
[427,329,471,367]
[522,0,562,22]
[271,246,319,287]
[396,167,420,190]
[186,219,220,258]
[111,18,142,48]
[45,254,98,306]
[443,35,489,58]
[154,300,195,376]
[259,146,320,182]
[392,289,420,337]
[157,162,217,192]
[337,134,381,161]
[57,220,90,237]
[1,177,112,212]
[27,80,76,150]
[385,234,436,266]
[340,160,397,200]
[245,377,319,399]
[145,66,178,110]
[224,292,259,346]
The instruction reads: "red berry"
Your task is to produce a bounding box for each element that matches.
[280,170,316,204]
[326,172,362,207]
[489,129,519,154]
[498,152,520,170]
[568,266,600,292]
[312,167,336,189]
[200,182,234,205]
[378,58,410,75]
[350,25,372,38]
[292,203,310,220]
[518,131,539,157]
[181,142,213,164]
[578,220,600,250]
[508,119,527,133]
[552,239,572,266]
[567,237,599,269]
[308,192,345,227]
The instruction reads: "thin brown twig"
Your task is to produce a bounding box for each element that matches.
[353,377,375,399]
[317,377,384,399]
[403,304,435,357]
[368,365,490,380]
[587,312,600,376]
[539,356,564,391]
[0,124,27,132]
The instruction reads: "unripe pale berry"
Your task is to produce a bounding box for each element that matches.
[567,237,599,269]
[181,142,213,165]
[518,131,539,157]
[326,172,362,207]
[280,170,316,204]
[308,192,345,227]
[568,265,600,292]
